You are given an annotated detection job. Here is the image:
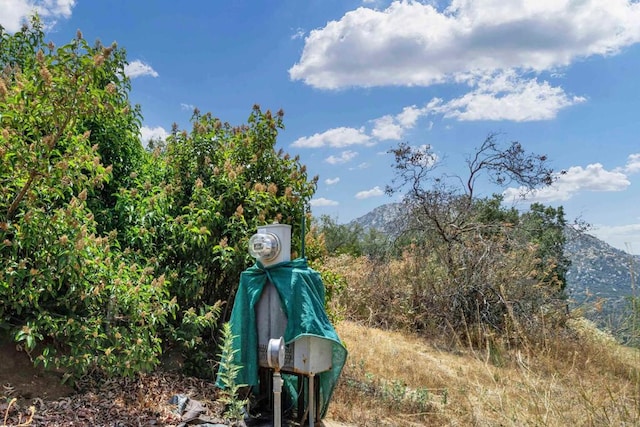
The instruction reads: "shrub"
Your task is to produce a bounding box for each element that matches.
[327,232,567,351]
[0,17,175,380]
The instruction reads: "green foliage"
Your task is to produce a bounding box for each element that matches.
[519,203,569,291]
[216,322,248,423]
[343,358,437,415]
[115,106,317,312]
[618,251,639,345]
[169,302,223,377]
[472,194,519,227]
[1,20,112,220]
[0,17,174,381]
[302,216,328,261]
[303,219,350,322]
[0,196,176,381]
[316,215,365,256]
[113,106,317,376]
[81,40,145,234]
[313,214,391,258]
[308,259,347,323]
[172,302,223,351]
[0,17,319,383]
[621,296,640,346]
[360,227,392,259]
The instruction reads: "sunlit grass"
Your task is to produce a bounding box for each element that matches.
[328,320,640,426]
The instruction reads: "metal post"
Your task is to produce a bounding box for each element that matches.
[308,374,315,427]
[301,207,306,259]
[273,371,283,427]
[267,337,285,427]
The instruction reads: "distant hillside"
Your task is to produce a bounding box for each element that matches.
[349,202,404,236]
[350,203,640,332]
[564,226,640,330]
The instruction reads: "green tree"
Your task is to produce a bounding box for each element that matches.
[315,215,365,256]
[80,40,145,234]
[385,134,566,341]
[313,215,391,258]
[117,106,317,310]
[360,227,392,259]
[0,17,174,380]
[387,134,553,251]
[1,16,319,381]
[114,106,318,375]
[519,203,569,291]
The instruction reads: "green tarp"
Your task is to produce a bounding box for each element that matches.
[220,258,347,418]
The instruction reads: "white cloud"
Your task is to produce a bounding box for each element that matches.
[325,177,340,185]
[297,103,430,151]
[291,27,306,40]
[503,163,630,203]
[124,60,159,79]
[43,0,74,18]
[355,186,384,199]
[180,103,195,111]
[396,105,423,127]
[428,72,586,121]
[622,153,640,174]
[293,73,585,154]
[371,115,404,140]
[291,127,371,148]
[310,197,339,207]
[349,162,371,171]
[590,223,640,254]
[326,150,358,165]
[0,1,32,33]
[140,125,169,145]
[290,0,640,89]
[0,0,76,32]
[372,104,430,140]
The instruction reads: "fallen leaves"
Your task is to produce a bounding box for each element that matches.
[2,372,221,426]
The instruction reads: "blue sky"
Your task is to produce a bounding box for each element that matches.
[2,0,640,253]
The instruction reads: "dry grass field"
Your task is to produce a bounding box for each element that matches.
[3,317,637,426]
[327,319,640,426]
[3,248,639,426]
[2,313,638,426]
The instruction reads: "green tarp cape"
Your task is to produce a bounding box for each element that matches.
[219,258,347,418]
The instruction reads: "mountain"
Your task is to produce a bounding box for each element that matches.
[349,202,404,236]
[564,226,640,330]
[350,203,640,331]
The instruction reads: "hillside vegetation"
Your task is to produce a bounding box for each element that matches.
[329,318,640,426]
[318,253,640,426]
[1,18,315,383]
[3,16,639,427]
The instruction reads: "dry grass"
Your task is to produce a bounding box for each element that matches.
[327,320,640,427]
[321,252,640,426]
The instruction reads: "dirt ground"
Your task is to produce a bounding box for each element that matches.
[0,340,220,426]
[0,341,74,402]
[0,341,352,426]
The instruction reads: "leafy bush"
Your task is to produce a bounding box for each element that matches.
[0,16,320,382]
[0,17,178,380]
[325,228,567,351]
[303,221,347,322]
[0,176,176,381]
[112,107,317,376]
[115,107,316,310]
